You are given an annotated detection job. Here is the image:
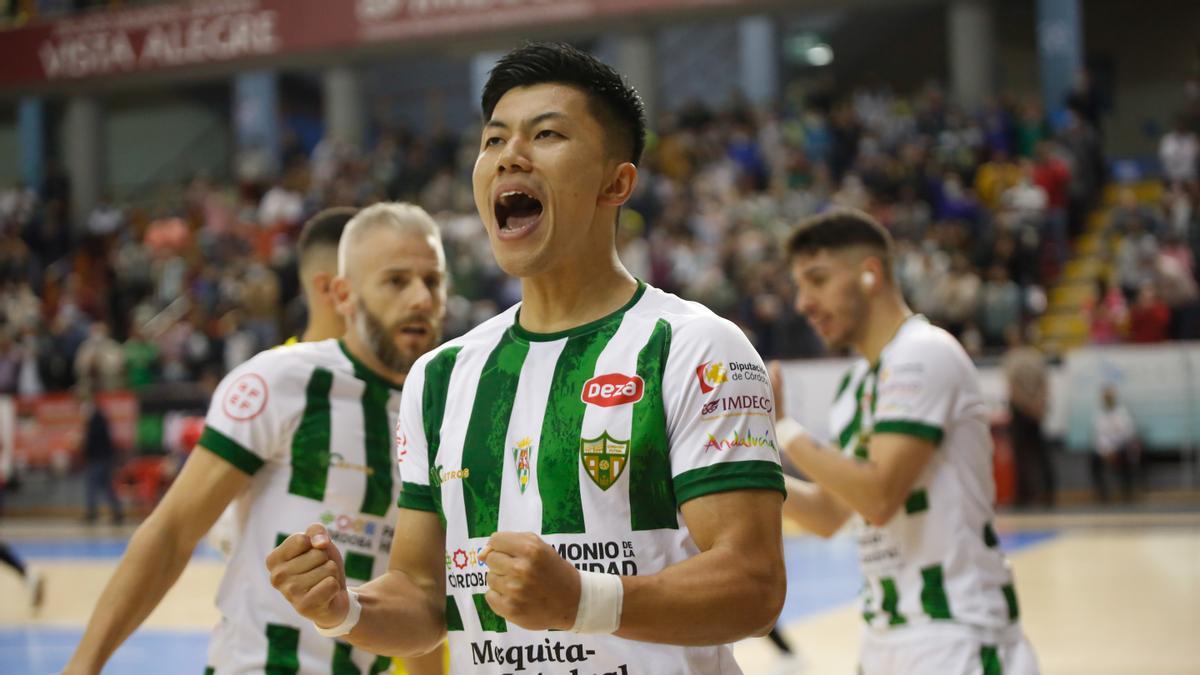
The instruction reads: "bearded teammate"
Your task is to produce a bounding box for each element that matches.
[266,42,786,675]
[64,202,447,675]
[770,209,1040,675]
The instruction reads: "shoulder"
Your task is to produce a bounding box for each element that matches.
[634,286,757,356]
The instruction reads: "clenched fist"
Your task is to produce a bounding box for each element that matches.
[480,532,582,631]
[266,523,351,629]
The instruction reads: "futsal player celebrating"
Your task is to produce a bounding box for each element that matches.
[267,42,786,675]
[65,203,447,674]
[772,209,1040,674]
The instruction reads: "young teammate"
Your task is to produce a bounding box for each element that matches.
[771,209,1040,674]
[64,202,447,674]
[267,42,786,674]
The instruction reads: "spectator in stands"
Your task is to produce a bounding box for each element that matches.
[74,321,125,392]
[1159,114,1198,187]
[1109,187,1163,236]
[1061,110,1105,238]
[1116,219,1159,301]
[1003,324,1055,507]
[1087,277,1128,344]
[1128,282,1172,343]
[0,328,20,395]
[1091,386,1138,503]
[122,322,159,391]
[936,252,982,338]
[979,264,1022,348]
[80,388,124,525]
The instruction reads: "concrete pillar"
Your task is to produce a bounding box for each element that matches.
[614,32,657,126]
[738,15,779,107]
[323,65,366,151]
[18,97,44,190]
[233,70,281,180]
[470,51,504,118]
[63,96,102,227]
[1036,0,1084,118]
[948,0,995,112]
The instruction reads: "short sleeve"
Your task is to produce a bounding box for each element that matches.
[199,355,291,475]
[396,347,459,513]
[664,318,784,506]
[872,338,960,445]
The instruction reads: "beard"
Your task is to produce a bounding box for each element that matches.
[821,288,870,352]
[356,300,439,375]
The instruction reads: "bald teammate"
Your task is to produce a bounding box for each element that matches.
[65,202,448,675]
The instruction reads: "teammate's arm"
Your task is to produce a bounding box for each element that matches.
[779,431,934,527]
[782,474,853,537]
[267,507,447,657]
[64,448,250,674]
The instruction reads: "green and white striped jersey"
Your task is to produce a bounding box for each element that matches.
[397,282,784,675]
[199,339,400,675]
[828,316,1020,634]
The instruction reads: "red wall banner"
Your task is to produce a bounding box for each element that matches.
[0,0,741,87]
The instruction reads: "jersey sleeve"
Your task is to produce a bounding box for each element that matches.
[872,336,960,445]
[663,317,785,506]
[198,353,294,475]
[396,348,458,513]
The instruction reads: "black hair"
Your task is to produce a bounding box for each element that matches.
[786,208,895,274]
[482,41,647,166]
[298,207,357,261]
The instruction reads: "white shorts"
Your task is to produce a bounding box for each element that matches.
[859,623,1040,675]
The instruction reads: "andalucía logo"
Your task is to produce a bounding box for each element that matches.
[512,437,533,494]
[580,432,629,490]
[695,362,728,394]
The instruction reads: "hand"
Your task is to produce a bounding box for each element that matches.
[480,532,581,631]
[266,523,350,629]
[768,360,786,421]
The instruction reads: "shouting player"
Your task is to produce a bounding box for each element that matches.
[771,209,1040,674]
[64,202,447,674]
[267,42,786,674]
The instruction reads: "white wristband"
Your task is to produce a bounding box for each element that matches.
[315,588,361,638]
[570,571,624,634]
[775,417,809,449]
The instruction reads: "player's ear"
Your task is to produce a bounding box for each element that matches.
[331,276,354,318]
[598,162,638,208]
[312,271,335,306]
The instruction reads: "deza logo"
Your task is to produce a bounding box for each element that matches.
[581,373,644,407]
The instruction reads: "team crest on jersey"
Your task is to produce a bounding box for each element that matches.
[512,437,533,493]
[580,432,629,491]
[695,362,728,394]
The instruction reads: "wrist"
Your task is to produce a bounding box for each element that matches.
[314,589,361,637]
[570,571,624,634]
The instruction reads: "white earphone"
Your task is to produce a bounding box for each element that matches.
[861,271,876,290]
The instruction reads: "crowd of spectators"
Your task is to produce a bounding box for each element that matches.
[2,77,1198,401]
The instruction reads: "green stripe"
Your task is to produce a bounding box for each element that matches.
[834,369,853,399]
[199,426,264,475]
[539,322,622,534]
[838,378,867,448]
[289,368,334,500]
[880,577,907,626]
[204,668,214,675]
[446,595,465,631]
[332,642,359,675]
[462,332,530,538]
[422,347,462,523]
[344,551,375,581]
[369,656,390,674]
[920,564,953,620]
[359,381,394,517]
[981,645,1002,675]
[984,522,999,547]
[873,419,944,444]
[275,532,288,547]
[1003,583,1020,620]
[904,489,929,514]
[265,623,300,675]
[630,319,677,531]
[472,593,508,632]
[673,460,785,505]
[398,481,436,512]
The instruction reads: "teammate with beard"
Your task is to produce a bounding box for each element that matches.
[65,203,448,675]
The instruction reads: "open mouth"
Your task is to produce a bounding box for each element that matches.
[494,190,544,234]
[397,322,431,339]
